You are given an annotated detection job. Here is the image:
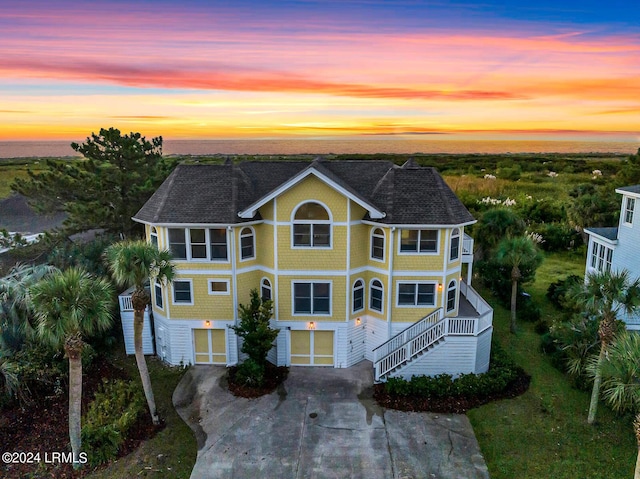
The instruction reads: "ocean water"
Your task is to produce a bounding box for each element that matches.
[0,138,638,159]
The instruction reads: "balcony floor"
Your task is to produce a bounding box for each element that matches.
[456,294,480,318]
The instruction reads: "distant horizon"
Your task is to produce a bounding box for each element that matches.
[1,1,639,141]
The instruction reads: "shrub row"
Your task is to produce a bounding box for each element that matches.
[383,343,525,400]
[81,379,146,466]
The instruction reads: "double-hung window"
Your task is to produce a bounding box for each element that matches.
[353,279,364,312]
[397,283,436,306]
[371,228,385,261]
[154,281,163,309]
[172,280,192,304]
[624,197,635,225]
[168,228,228,261]
[400,229,438,253]
[370,280,383,312]
[293,282,331,315]
[240,227,255,260]
[293,202,331,247]
[450,228,460,261]
[261,278,272,301]
[150,227,159,249]
[590,242,613,273]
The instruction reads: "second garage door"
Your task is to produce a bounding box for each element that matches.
[290,330,334,366]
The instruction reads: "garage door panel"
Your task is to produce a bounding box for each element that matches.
[193,329,227,364]
[290,330,333,366]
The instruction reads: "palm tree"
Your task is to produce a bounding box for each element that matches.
[0,263,58,353]
[475,208,525,259]
[587,331,640,478]
[576,269,640,424]
[30,268,114,467]
[496,236,543,334]
[104,240,175,425]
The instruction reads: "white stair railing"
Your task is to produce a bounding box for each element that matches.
[373,308,444,380]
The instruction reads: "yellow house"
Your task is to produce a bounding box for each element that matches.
[130,158,493,380]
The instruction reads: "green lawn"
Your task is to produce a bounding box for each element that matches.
[86,356,196,479]
[468,252,637,478]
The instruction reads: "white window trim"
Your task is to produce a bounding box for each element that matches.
[261,277,272,301]
[171,279,194,305]
[397,229,440,255]
[168,227,230,263]
[369,278,384,313]
[239,226,256,261]
[150,226,159,249]
[353,278,365,313]
[154,280,164,310]
[395,281,438,307]
[449,228,460,262]
[207,279,230,295]
[291,280,332,316]
[624,197,635,226]
[446,280,457,312]
[370,227,385,263]
[290,200,333,250]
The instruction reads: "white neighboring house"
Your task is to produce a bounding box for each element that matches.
[584,185,640,331]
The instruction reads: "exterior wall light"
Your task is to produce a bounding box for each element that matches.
[205,320,211,327]
[356,318,361,325]
[308,321,316,330]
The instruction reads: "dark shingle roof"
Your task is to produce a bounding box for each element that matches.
[585,227,618,241]
[134,160,474,226]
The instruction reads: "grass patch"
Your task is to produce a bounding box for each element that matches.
[468,252,637,479]
[85,356,196,479]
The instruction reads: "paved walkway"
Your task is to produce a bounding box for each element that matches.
[173,361,489,479]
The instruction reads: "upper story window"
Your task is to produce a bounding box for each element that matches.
[371,228,385,261]
[624,197,635,225]
[240,227,255,260]
[293,281,331,315]
[590,241,613,273]
[353,279,365,313]
[168,228,228,262]
[292,202,331,247]
[172,280,193,304]
[208,279,229,295]
[450,228,460,261]
[370,279,383,312]
[261,278,272,301]
[150,227,159,249]
[400,229,438,253]
[397,282,436,306]
[446,280,457,312]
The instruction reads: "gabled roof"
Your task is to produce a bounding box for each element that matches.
[133,159,475,226]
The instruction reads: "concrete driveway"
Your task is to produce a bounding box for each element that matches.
[173,361,489,479]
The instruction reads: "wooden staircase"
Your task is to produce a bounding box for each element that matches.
[373,308,445,381]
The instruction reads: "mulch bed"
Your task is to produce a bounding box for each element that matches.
[373,371,531,414]
[0,356,162,479]
[227,362,289,398]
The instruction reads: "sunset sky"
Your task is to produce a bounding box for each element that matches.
[1,0,639,142]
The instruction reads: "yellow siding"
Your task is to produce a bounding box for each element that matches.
[349,222,370,269]
[169,275,234,320]
[275,175,348,222]
[259,201,275,221]
[236,270,262,307]
[254,223,274,269]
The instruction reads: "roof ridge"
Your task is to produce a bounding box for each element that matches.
[151,164,180,223]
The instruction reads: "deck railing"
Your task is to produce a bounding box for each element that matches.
[462,233,474,256]
[373,282,493,380]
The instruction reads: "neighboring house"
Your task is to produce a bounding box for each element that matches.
[584,185,640,331]
[124,158,493,381]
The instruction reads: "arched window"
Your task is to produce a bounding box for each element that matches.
[240,227,255,260]
[261,278,272,301]
[353,279,364,312]
[150,226,158,249]
[370,279,383,312]
[293,202,331,247]
[450,228,460,261]
[447,280,457,312]
[371,228,385,261]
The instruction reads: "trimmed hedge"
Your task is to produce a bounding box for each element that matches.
[383,342,527,402]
